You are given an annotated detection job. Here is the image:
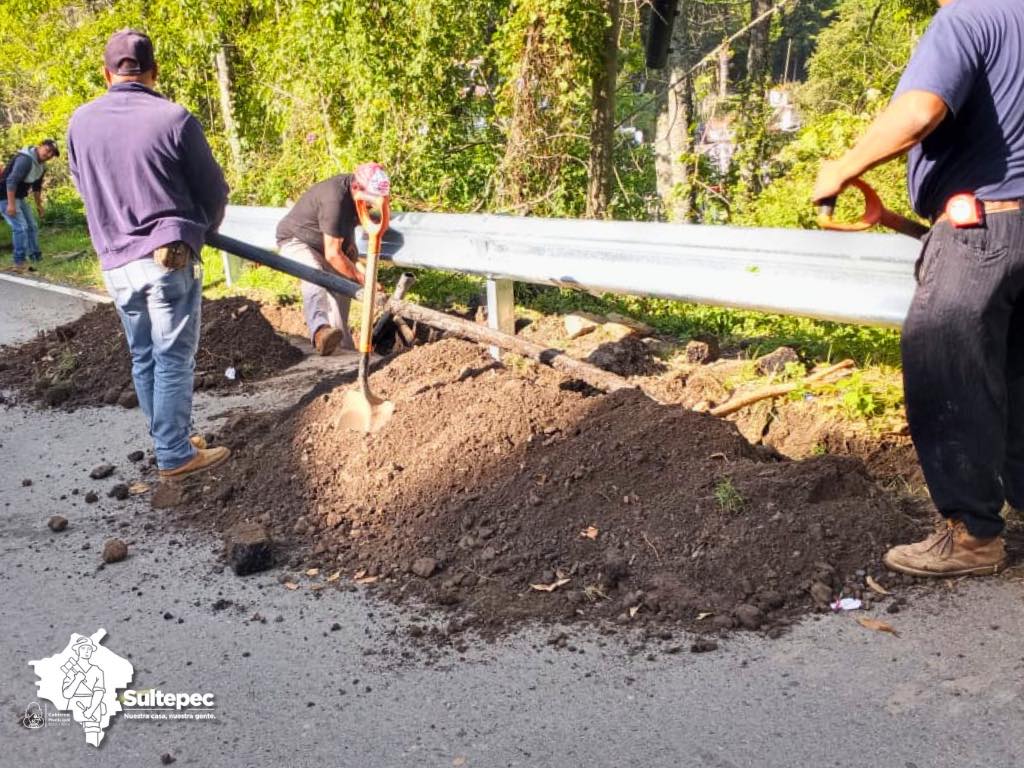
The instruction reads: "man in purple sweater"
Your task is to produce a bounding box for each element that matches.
[67,30,231,479]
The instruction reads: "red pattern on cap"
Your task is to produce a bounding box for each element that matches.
[353,163,390,197]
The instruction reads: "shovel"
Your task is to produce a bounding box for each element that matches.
[816,178,929,239]
[337,188,394,433]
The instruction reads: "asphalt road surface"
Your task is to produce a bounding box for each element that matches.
[2,276,1022,768]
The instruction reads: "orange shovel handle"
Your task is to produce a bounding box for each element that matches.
[816,178,883,231]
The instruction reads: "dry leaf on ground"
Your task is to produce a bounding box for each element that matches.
[857,616,900,637]
[865,576,891,595]
[530,578,570,593]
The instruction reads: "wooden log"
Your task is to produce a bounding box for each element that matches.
[386,298,638,395]
[709,359,856,417]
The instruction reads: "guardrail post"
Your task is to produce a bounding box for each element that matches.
[486,278,515,360]
[221,250,243,287]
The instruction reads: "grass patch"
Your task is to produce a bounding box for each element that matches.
[713,477,744,514]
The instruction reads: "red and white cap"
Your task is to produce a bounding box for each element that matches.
[352,162,391,198]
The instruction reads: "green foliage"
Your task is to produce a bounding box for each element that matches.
[735,0,935,228]
[829,369,904,421]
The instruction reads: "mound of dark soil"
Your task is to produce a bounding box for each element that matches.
[0,296,304,409]
[181,339,924,634]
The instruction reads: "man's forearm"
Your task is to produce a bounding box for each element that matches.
[6,188,16,210]
[835,91,948,181]
[325,250,360,281]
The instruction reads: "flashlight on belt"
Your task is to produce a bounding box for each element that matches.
[944,193,984,228]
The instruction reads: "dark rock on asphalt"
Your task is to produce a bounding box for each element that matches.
[225,522,275,576]
[102,538,128,563]
[89,463,114,480]
[47,515,68,532]
[108,483,130,500]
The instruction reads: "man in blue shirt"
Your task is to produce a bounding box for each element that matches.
[814,0,1024,576]
[1,139,58,271]
[68,30,231,479]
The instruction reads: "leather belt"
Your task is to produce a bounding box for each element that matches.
[933,199,1022,225]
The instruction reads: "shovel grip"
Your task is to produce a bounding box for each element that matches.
[816,179,882,231]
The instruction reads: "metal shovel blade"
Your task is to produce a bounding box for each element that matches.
[338,388,395,434]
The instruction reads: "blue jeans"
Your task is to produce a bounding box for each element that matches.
[102,254,203,470]
[1,198,41,264]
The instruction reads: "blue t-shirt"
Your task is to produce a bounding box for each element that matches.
[895,0,1024,219]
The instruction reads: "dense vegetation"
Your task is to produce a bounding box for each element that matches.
[1,0,936,224]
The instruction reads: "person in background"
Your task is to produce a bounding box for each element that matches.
[275,166,387,355]
[67,29,231,479]
[1,138,59,271]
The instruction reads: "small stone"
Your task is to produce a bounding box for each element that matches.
[84,491,99,504]
[411,557,439,579]
[564,312,602,340]
[108,483,130,501]
[102,387,121,405]
[127,450,145,462]
[685,335,720,364]
[755,346,800,376]
[293,517,310,536]
[690,638,719,653]
[733,604,763,630]
[21,478,32,487]
[330,622,342,632]
[89,463,115,480]
[102,538,128,564]
[225,522,274,576]
[160,754,176,765]
[48,515,68,532]
[117,390,139,409]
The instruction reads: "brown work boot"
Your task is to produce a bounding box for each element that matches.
[190,434,207,450]
[313,325,344,356]
[159,446,231,480]
[884,519,1007,577]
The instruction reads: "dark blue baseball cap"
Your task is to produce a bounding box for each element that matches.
[103,29,155,75]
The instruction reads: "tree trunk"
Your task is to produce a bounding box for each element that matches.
[213,41,243,176]
[653,0,694,223]
[746,0,772,86]
[585,0,620,219]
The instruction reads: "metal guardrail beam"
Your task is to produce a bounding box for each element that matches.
[218,205,921,328]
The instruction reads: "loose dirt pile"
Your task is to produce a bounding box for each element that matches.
[0,297,304,409]
[183,338,926,635]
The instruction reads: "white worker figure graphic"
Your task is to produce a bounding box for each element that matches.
[29,629,134,747]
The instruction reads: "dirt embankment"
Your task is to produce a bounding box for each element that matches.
[179,338,927,635]
[0,297,304,409]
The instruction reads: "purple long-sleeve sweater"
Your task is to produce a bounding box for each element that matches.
[67,82,229,270]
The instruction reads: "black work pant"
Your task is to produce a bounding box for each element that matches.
[902,211,1024,538]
